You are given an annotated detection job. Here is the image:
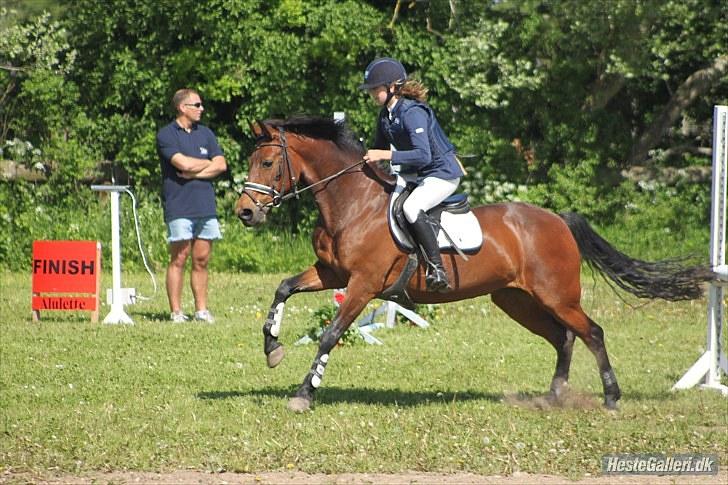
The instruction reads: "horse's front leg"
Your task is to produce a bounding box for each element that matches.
[288,281,374,413]
[263,262,343,368]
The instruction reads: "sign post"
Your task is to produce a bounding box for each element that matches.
[672,105,728,395]
[31,240,101,322]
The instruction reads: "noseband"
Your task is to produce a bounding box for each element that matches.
[243,127,365,209]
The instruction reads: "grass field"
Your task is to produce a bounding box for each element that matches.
[1,270,726,479]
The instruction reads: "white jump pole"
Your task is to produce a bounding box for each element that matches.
[672,105,728,395]
[91,185,134,325]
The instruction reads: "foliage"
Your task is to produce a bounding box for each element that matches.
[0,183,101,271]
[0,1,65,29]
[601,181,711,260]
[441,18,545,110]
[434,0,727,184]
[0,138,42,163]
[215,222,315,273]
[524,158,628,222]
[0,10,77,147]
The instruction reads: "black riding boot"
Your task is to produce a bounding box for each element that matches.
[409,212,451,292]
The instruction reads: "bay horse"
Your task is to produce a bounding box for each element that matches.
[235,115,709,413]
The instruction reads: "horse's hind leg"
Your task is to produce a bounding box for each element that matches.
[547,303,621,409]
[491,289,575,399]
[263,262,344,368]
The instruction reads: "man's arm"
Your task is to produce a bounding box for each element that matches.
[178,155,227,180]
[170,153,213,173]
[157,128,210,173]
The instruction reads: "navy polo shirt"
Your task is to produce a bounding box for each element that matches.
[156,121,223,222]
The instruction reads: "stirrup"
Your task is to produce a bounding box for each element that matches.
[425,265,451,293]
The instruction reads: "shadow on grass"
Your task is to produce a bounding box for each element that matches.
[197,386,502,407]
[196,387,685,412]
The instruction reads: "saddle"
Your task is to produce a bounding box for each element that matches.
[379,176,484,307]
[388,176,483,253]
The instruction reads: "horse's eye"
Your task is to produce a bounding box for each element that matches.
[262,160,274,168]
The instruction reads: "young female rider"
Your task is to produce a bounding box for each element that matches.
[360,57,464,292]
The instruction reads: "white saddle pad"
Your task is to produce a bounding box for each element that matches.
[388,176,483,252]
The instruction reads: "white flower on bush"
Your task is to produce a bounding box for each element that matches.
[637,179,660,192]
[2,137,43,163]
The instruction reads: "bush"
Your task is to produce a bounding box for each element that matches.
[600,180,710,260]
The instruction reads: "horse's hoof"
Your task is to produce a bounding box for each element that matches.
[288,397,312,413]
[266,346,285,368]
[604,397,619,410]
[549,380,569,400]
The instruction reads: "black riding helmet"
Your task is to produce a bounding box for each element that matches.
[358,57,407,90]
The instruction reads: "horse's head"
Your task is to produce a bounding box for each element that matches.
[236,116,366,226]
[235,120,302,226]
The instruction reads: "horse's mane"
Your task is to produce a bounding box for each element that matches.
[265,115,364,156]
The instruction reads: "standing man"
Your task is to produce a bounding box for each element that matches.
[156,88,227,323]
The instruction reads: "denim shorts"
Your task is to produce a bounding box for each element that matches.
[167,217,222,243]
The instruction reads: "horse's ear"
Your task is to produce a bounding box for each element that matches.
[248,120,272,142]
[254,119,272,141]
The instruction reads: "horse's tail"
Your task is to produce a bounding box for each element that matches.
[559,211,711,301]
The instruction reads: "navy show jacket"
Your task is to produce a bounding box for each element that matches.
[373,98,464,181]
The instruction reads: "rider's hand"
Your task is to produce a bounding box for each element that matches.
[363,149,391,164]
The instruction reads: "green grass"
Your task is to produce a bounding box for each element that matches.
[1,270,726,478]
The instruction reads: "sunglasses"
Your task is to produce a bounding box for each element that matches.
[184,102,203,108]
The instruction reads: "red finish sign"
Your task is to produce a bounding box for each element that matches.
[31,241,101,320]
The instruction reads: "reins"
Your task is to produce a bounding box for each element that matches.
[243,127,366,208]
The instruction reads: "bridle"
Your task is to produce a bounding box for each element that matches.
[242,128,298,208]
[242,127,366,209]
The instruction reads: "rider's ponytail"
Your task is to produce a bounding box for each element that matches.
[396,79,428,103]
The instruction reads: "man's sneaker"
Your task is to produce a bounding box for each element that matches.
[194,309,215,323]
[170,311,189,323]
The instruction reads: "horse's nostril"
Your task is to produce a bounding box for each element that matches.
[238,209,253,221]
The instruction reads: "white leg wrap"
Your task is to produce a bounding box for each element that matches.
[270,302,284,337]
[311,353,329,388]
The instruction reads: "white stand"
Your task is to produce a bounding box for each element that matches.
[672,105,728,395]
[357,301,429,329]
[91,185,134,325]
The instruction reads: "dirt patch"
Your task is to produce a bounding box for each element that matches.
[3,470,726,484]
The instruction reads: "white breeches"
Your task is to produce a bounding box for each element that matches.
[403,176,461,224]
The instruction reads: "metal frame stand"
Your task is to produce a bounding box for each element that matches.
[358,301,429,329]
[91,185,134,325]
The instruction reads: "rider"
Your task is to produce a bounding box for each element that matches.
[360,57,464,292]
